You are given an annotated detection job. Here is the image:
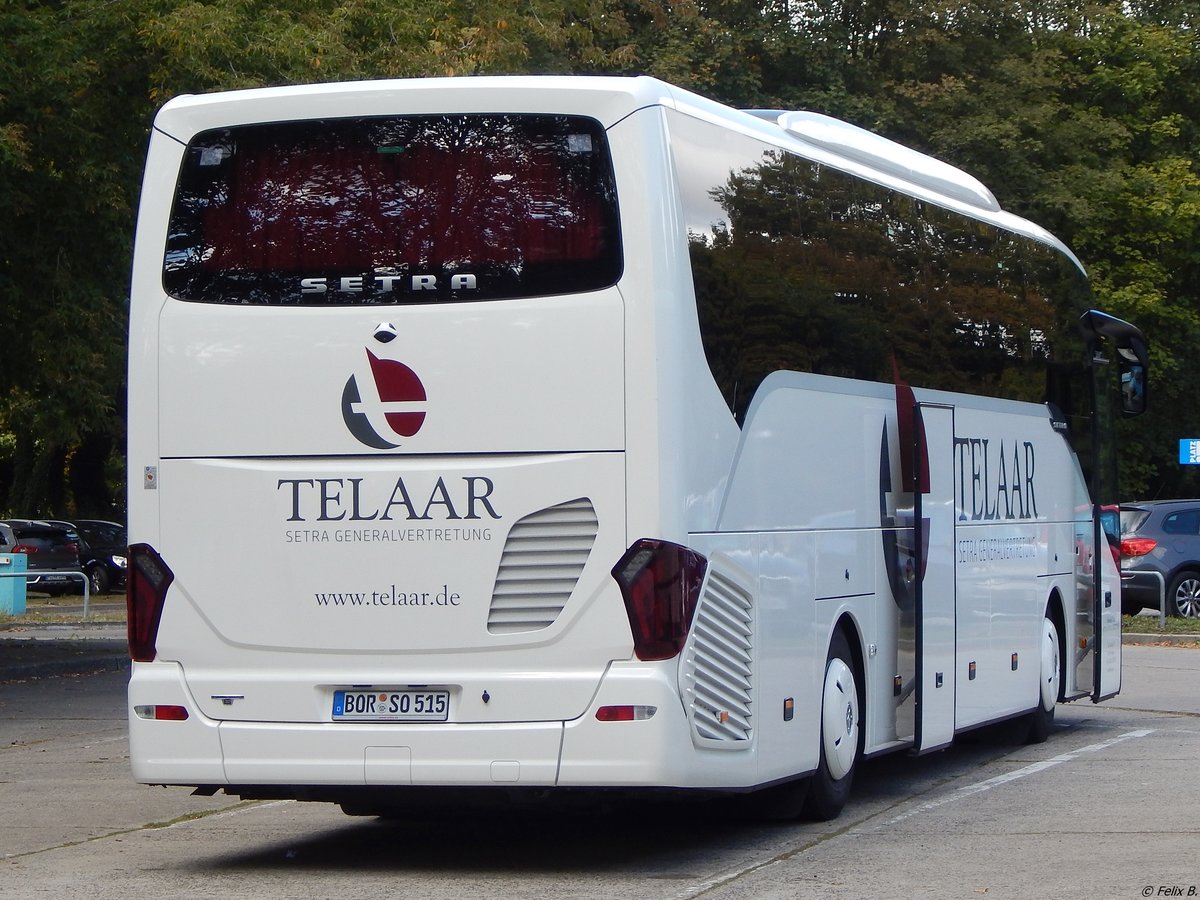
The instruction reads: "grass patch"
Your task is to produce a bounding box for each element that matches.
[0,609,126,626]
[0,594,126,627]
[1122,613,1200,635]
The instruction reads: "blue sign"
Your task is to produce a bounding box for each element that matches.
[1180,439,1200,465]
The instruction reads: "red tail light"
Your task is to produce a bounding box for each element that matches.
[1120,537,1157,559]
[611,539,707,661]
[127,543,174,662]
[11,544,37,554]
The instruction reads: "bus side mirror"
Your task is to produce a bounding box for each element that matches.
[1119,357,1147,417]
[1079,310,1149,418]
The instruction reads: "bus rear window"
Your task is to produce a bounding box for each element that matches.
[163,114,622,304]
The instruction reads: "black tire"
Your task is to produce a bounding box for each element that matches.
[1026,614,1061,744]
[744,777,811,822]
[1167,571,1200,619]
[804,630,861,821]
[88,564,110,596]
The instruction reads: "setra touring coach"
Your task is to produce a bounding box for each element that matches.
[126,76,1148,820]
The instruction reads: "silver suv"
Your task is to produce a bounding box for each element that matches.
[1120,500,1200,618]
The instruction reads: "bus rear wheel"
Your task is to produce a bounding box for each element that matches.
[805,630,860,821]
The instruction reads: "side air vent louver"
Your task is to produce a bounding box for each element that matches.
[682,565,754,744]
[487,498,598,634]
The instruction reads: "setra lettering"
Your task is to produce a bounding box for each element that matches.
[299,275,478,294]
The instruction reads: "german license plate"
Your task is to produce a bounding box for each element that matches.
[332,689,449,722]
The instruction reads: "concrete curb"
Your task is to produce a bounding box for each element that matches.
[0,639,129,682]
[1121,632,1200,646]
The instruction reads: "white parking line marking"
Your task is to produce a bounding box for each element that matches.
[884,729,1154,826]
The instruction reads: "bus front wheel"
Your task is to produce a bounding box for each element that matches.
[805,630,860,821]
[1026,614,1060,744]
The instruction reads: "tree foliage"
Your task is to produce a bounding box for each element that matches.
[2,0,1198,513]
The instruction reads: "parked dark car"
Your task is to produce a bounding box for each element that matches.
[1120,500,1200,618]
[46,519,127,595]
[0,520,83,596]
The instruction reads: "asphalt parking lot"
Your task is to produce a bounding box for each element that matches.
[0,595,127,680]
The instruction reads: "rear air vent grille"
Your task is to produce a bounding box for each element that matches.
[487,498,598,634]
[682,566,754,743]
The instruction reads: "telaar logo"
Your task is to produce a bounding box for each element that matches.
[342,350,426,449]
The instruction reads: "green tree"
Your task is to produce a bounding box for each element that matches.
[0,0,147,516]
[1055,8,1200,497]
[878,4,1200,497]
[3,0,1199,510]
[0,0,644,516]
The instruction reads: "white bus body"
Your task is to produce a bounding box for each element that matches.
[127,76,1143,818]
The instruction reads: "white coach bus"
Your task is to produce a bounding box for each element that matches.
[127,76,1148,820]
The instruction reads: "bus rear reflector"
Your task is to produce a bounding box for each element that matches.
[127,543,175,663]
[595,705,657,722]
[611,539,707,661]
[134,704,189,721]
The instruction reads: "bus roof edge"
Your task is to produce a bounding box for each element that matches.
[743,108,1002,214]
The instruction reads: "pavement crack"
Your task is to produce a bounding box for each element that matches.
[0,800,261,863]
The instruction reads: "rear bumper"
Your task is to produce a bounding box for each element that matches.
[1120,569,1166,607]
[26,570,82,586]
[128,661,732,789]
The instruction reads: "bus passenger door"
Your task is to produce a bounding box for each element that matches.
[1070,505,1095,700]
[914,403,956,753]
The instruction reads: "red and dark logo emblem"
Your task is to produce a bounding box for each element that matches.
[341,350,427,449]
[880,359,930,612]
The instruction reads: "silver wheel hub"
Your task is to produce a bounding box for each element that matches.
[1176,580,1200,619]
[1040,618,1060,712]
[822,656,859,781]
